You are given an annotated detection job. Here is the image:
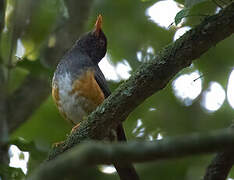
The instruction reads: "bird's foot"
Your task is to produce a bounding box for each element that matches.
[70,122,81,134]
[52,141,65,148]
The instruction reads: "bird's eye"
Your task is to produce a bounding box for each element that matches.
[99,39,105,47]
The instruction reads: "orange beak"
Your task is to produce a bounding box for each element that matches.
[94,14,102,36]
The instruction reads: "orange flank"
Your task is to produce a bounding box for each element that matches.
[52,83,60,107]
[52,83,74,125]
[71,69,105,107]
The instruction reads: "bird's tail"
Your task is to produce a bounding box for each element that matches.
[114,163,140,180]
[114,124,140,180]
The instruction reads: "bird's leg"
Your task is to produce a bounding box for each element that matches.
[70,122,81,134]
[52,122,81,147]
[52,141,65,148]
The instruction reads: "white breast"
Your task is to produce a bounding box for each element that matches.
[53,72,88,124]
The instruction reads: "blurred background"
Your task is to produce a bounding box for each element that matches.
[0,0,234,179]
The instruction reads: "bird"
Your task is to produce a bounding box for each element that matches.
[52,15,139,180]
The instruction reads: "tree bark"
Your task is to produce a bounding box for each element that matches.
[48,2,234,160]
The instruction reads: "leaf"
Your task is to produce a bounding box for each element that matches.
[10,137,48,157]
[185,0,208,8]
[10,137,35,152]
[174,8,189,25]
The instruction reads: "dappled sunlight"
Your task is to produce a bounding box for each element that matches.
[132,119,143,134]
[137,51,142,62]
[227,69,234,109]
[16,39,25,59]
[148,135,154,141]
[99,55,119,81]
[9,145,29,174]
[99,165,116,174]
[149,107,157,111]
[172,70,202,106]
[157,133,163,140]
[99,56,132,81]
[173,26,191,41]
[133,118,163,140]
[201,82,226,112]
[116,60,132,80]
[215,7,222,14]
[146,0,183,29]
[137,46,155,62]
[132,119,145,138]
[136,128,145,138]
[147,132,163,141]
[146,46,154,54]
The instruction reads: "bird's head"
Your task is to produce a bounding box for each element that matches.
[76,15,107,64]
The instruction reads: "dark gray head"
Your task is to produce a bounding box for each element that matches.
[76,15,107,64]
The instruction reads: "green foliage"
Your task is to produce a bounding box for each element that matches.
[21,0,62,60]
[0,0,233,179]
[175,8,190,25]
[185,0,208,7]
[16,58,53,77]
[12,97,71,144]
[174,0,217,26]
[0,165,25,180]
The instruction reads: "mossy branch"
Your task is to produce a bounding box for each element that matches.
[48,3,234,160]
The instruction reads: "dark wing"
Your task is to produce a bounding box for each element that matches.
[94,65,111,98]
[95,65,140,180]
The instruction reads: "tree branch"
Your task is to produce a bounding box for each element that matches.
[0,66,9,165]
[29,129,234,180]
[203,151,234,180]
[0,0,5,33]
[8,74,51,132]
[203,124,234,180]
[8,0,94,133]
[0,1,9,171]
[0,0,7,139]
[48,2,234,160]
